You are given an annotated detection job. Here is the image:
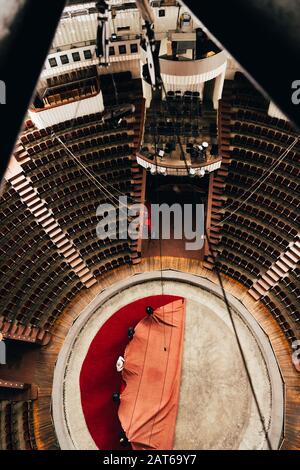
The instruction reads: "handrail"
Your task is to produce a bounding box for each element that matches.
[159,50,227,77]
[30,88,100,113]
[137,151,221,170]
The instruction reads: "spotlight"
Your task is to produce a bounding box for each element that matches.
[159,166,167,175]
[146,306,154,316]
[111,33,117,41]
[128,327,135,339]
[112,392,120,403]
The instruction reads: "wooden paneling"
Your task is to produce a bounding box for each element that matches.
[33,257,300,450]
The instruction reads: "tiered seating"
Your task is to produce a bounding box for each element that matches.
[3,87,145,333]
[0,400,37,450]
[0,188,59,341]
[100,72,142,107]
[45,66,97,89]
[145,90,202,139]
[20,113,136,277]
[223,192,299,238]
[43,80,98,108]
[261,264,300,343]
[207,72,300,342]
[35,66,99,109]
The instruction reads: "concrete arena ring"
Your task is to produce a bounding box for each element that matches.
[52,270,284,450]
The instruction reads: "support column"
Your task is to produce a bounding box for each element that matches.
[213,68,226,110]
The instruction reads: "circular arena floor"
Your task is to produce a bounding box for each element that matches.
[52,270,284,450]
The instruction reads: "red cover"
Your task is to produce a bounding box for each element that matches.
[118,299,185,450]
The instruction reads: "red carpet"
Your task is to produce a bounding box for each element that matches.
[80,295,182,450]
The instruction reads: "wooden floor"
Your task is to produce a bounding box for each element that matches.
[33,257,300,450]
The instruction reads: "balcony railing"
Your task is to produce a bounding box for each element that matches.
[137,151,222,177]
[159,50,227,77]
[31,76,99,111]
[150,0,179,7]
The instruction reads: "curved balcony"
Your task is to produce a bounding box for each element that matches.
[159,50,227,79]
[28,78,104,129]
[137,149,221,177]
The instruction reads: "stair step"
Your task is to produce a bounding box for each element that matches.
[42,220,57,231]
[76,266,89,277]
[28,200,44,211]
[248,288,261,301]
[51,229,64,240]
[24,194,41,210]
[10,174,26,185]
[44,221,59,232]
[62,247,77,258]
[80,272,95,283]
[37,212,52,223]
[284,251,298,264]
[52,233,65,244]
[272,264,285,278]
[262,271,279,284]
[71,258,84,269]
[203,261,214,270]
[290,244,300,258]
[59,243,74,254]
[16,178,30,190]
[19,186,33,198]
[56,238,70,249]
[276,259,290,272]
[19,155,30,164]
[33,206,48,218]
[253,283,267,296]
[66,253,80,264]
[257,279,272,291]
[85,278,97,288]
